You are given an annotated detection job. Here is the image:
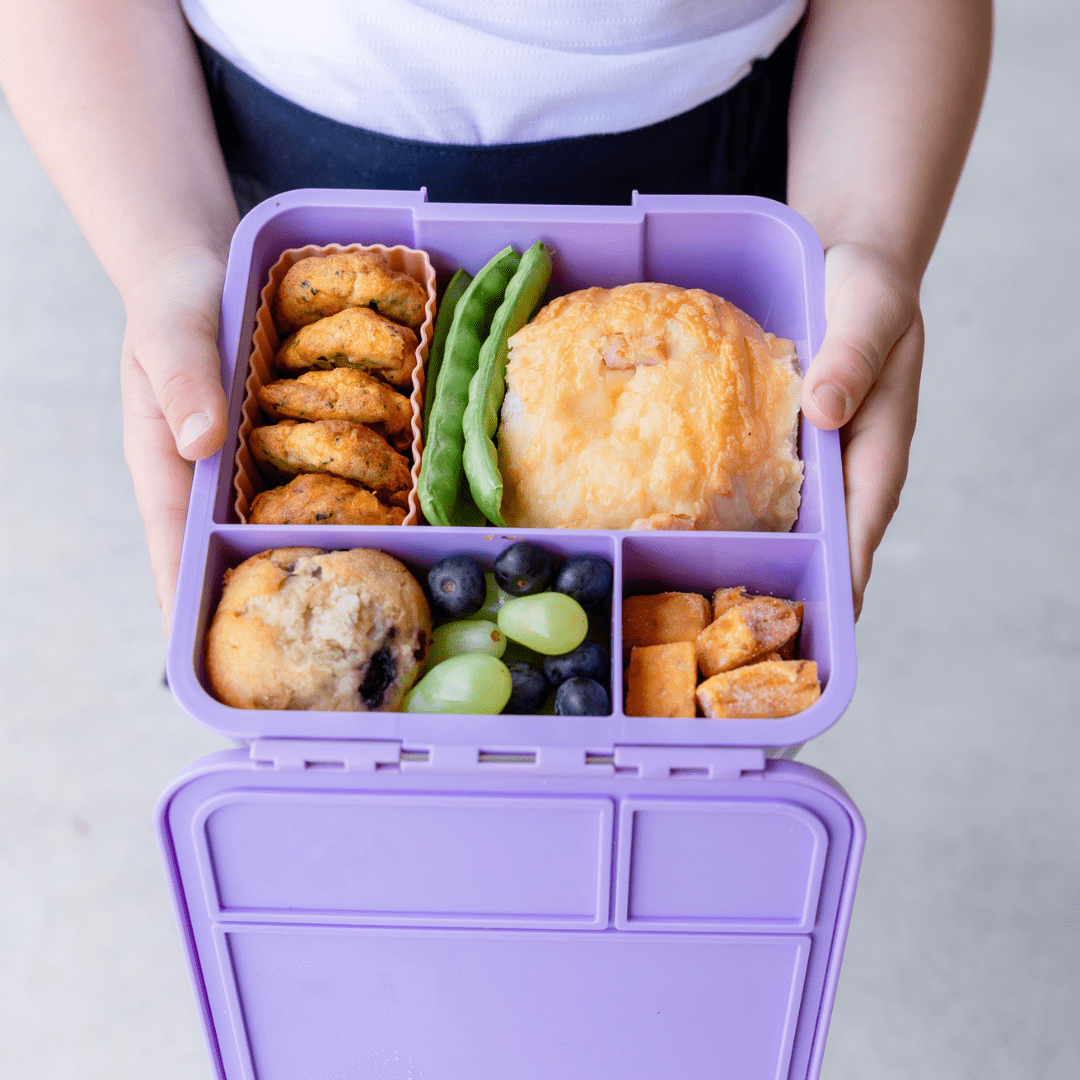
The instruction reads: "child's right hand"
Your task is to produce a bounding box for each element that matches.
[0,1,242,632]
[119,244,230,632]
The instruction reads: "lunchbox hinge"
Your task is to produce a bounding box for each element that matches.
[613,745,766,780]
[249,738,403,772]
[399,744,616,777]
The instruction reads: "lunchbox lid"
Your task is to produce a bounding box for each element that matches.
[158,745,864,1080]
[166,190,856,748]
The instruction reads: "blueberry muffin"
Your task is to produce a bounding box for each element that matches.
[206,547,431,711]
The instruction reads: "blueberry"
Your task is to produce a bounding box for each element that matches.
[427,555,485,619]
[358,640,397,709]
[493,541,553,596]
[542,640,610,689]
[503,662,549,714]
[554,677,610,716]
[552,554,613,609]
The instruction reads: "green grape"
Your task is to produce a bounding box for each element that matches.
[402,654,513,713]
[465,572,514,622]
[497,593,589,655]
[427,619,506,669]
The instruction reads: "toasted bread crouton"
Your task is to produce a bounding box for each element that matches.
[625,642,698,718]
[711,586,749,620]
[696,595,802,677]
[622,592,712,650]
[697,659,820,718]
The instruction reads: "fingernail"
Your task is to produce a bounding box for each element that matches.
[812,383,847,424]
[177,412,212,451]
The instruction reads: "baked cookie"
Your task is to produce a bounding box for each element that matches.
[206,547,431,711]
[274,251,427,332]
[249,419,412,503]
[249,473,407,526]
[258,368,414,451]
[274,306,419,388]
[498,282,803,532]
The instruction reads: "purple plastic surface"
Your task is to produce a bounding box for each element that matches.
[165,189,856,746]
[159,192,865,1080]
[158,749,864,1080]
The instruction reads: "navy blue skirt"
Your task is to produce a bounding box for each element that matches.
[196,25,800,217]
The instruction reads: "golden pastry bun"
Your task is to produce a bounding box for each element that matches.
[498,283,804,532]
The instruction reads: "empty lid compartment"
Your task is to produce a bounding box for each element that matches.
[615,798,827,932]
[218,924,809,1080]
[195,791,612,928]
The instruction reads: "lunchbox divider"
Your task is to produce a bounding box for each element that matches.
[609,539,625,718]
[792,418,824,535]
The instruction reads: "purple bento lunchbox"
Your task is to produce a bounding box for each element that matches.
[158,189,863,1080]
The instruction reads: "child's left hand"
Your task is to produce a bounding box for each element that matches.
[800,241,924,619]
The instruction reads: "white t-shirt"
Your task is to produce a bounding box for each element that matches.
[182,0,807,145]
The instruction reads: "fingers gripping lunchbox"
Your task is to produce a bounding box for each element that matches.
[159,189,863,1080]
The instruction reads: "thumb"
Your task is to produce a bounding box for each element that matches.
[138,304,229,460]
[801,249,917,431]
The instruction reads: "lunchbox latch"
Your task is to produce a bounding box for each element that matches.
[249,738,403,772]
[613,746,766,780]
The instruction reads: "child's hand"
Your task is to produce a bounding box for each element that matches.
[788,0,991,617]
[800,241,924,619]
[119,245,229,632]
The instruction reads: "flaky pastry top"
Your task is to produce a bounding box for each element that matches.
[498,283,803,532]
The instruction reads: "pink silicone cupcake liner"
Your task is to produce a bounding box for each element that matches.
[235,243,437,526]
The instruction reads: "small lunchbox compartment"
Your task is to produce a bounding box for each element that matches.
[177,526,620,742]
[234,242,437,526]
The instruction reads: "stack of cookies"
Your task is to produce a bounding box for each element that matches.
[247,251,429,525]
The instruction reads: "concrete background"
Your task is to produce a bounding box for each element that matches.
[1,2,1077,1076]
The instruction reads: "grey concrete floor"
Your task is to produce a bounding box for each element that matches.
[2,3,1079,1077]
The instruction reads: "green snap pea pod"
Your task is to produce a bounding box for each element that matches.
[417,247,520,526]
[422,268,472,436]
[462,242,552,525]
